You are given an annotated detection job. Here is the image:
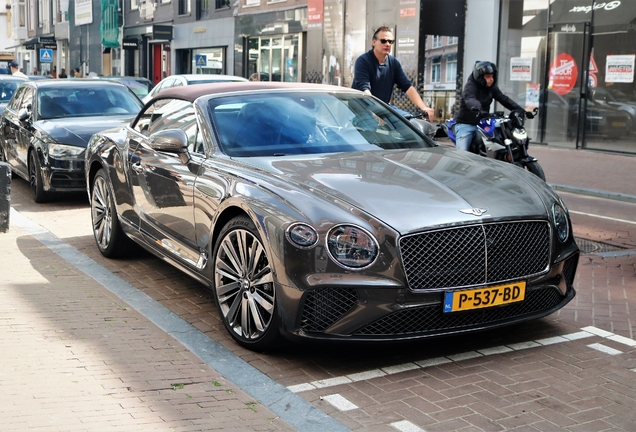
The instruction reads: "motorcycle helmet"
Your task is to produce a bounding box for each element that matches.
[472,61,498,87]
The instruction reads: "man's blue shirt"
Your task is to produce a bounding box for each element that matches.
[352,49,412,104]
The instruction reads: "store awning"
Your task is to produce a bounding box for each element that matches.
[23,37,39,49]
[523,0,636,35]
[428,54,442,62]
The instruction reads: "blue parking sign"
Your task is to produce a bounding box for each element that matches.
[40,49,53,63]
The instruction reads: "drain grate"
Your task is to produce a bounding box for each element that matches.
[575,237,625,254]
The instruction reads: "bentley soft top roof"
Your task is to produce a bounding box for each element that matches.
[151,82,356,103]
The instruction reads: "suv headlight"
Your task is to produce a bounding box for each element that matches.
[552,203,569,242]
[327,224,378,269]
[47,143,85,159]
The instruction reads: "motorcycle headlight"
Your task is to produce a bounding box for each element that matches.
[552,203,569,243]
[512,128,527,141]
[286,223,318,249]
[47,143,85,160]
[327,224,379,269]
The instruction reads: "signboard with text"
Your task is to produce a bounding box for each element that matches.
[606,55,635,83]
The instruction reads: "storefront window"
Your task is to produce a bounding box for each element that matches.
[248,34,301,82]
[499,0,636,153]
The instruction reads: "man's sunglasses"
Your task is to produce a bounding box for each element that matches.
[376,38,394,45]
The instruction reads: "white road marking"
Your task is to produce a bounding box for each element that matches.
[391,420,427,432]
[588,343,623,356]
[322,394,358,411]
[287,327,636,393]
[569,210,636,225]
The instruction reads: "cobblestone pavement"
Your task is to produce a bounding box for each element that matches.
[2,145,636,431]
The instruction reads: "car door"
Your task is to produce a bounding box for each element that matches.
[0,85,26,167]
[12,86,35,178]
[128,98,206,268]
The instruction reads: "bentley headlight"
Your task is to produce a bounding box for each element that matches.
[286,223,318,248]
[327,224,378,269]
[512,128,527,141]
[47,143,85,160]
[552,203,569,242]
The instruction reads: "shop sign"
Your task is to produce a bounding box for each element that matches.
[568,1,621,14]
[549,53,578,95]
[308,0,323,29]
[122,37,139,50]
[605,54,635,83]
[510,57,532,81]
[75,0,93,25]
[152,25,173,41]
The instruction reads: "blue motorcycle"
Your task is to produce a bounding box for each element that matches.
[441,108,545,180]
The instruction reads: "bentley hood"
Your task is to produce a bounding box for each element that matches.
[36,116,134,148]
[243,147,553,234]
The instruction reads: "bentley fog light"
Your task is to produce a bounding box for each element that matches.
[286,223,318,248]
[327,224,378,269]
[48,144,85,160]
[552,203,569,242]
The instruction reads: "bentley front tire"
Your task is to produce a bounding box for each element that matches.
[213,216,281,350]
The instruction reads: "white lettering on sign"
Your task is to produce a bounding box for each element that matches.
[553,60,575,76]
[568,1,620,14]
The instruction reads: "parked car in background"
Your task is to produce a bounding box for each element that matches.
[85,82,579,350]
[591,86,636,128]
[100,76,155,100]
[545,89,632,140]
[0,75,27,113]
[0,80,143,202]
[142,74,248,103]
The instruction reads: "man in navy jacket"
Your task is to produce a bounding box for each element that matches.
[352,27,432,119]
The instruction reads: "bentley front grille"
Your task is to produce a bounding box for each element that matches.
[400,221,551,290]
[354,286,563,336]
[300,287,358,333]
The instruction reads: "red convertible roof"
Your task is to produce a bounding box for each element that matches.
[152,82,351,103]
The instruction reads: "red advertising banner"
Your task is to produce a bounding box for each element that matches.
[308,0,324,28]
[549,53,578,95]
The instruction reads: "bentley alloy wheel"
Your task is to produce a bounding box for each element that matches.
[213,216,279,349]
[91,169,129,258]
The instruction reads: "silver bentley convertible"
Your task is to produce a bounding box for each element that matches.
[85,82,579,350]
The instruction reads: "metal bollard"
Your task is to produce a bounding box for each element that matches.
[0,162,11,233]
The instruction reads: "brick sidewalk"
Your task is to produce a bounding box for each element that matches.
[0,224,294,432]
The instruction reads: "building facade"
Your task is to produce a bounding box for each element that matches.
[2,0,634,153]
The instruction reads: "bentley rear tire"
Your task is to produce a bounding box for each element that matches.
[213,216,281,350]
[91,169,131,258]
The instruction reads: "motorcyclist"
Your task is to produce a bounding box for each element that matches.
[454,61,533,152]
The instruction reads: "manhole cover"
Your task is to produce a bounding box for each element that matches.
[575,237,625,254]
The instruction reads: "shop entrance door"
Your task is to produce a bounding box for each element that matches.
[542,22,592,148]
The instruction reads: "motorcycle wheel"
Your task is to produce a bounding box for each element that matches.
[526,161,546,181]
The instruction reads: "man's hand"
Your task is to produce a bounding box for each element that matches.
[363,89,372,96]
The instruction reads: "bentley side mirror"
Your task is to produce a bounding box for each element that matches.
[149,129,189,154]
[18,108,30,122]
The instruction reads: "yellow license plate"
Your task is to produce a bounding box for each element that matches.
[443,281,526,312]
[612,122,625,127]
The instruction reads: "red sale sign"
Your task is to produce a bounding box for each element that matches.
[549,53,578,95]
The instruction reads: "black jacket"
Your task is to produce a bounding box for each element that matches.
[455,74,523,125]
